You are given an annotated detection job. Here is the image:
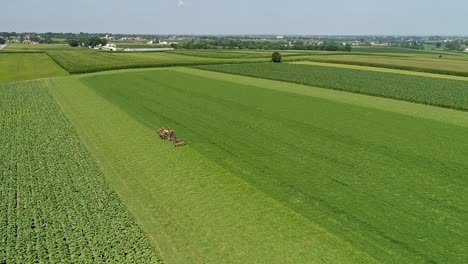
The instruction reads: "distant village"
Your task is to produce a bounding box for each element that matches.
[1,33,467,52]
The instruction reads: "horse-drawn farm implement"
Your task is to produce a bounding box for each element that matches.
[157,128,185,147]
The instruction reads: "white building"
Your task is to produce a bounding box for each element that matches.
[102,43,117,51]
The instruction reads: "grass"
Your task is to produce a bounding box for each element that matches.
[196,62,468,111]
[48,75,374,264]
[0,80,160,263]
[46,49,269,73]
[49,68,468,263]
[0,53,68,83]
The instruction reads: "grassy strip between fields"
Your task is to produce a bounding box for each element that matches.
[0,80,161,263]
[195,62,468,111]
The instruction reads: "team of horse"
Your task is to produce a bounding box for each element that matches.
[157,127,185,147]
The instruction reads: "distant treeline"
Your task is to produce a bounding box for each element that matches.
[177,39,352,51]
[67,36,108,47]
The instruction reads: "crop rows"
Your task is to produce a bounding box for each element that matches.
[0,81,161,263]
[196,62,468,111]
[302,54,468,76]
[0,53,68,83]
[46,50,267,73]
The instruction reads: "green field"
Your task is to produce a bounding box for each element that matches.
[301,54,468,76]
[0,53,68,83]
[45,68,468,263]
[48,74,374,263]
[0,81,160,263]
[4,43,72,51]
[196,62,468,110]
[46,49,268,73]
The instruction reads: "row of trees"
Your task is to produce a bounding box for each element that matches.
[436,40,468,51]
[67,36,107,47]
[176,39,352,51]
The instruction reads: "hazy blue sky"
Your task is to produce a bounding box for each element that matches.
[2,0,467,35]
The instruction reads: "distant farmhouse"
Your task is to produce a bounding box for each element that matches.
[464,48,468,53]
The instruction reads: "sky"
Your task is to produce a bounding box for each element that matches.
[1,0,467,35]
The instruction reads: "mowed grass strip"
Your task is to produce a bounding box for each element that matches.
[196,62,468,111]
[48,77,375,264]
[0,80,160,263]
[76,69,468,263]
[0,53,68,83]
[46,50,268,73]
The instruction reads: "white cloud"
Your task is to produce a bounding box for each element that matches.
[177,0,192,7]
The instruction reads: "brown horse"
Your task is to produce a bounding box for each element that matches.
[157,128,167,139]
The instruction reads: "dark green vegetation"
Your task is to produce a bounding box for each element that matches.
[75,69,468,263]
[196,63,468,110]
[0,81,160,263]
[0,53,68,83]
[271,51,282,63]
[67,36,107,47]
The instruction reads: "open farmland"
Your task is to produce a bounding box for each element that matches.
[196,62,468,110]
[300,54,468,76]
[44,68,468,263]
[46,50,268,73]
[0,81,160,263]
[0,53,68,83]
